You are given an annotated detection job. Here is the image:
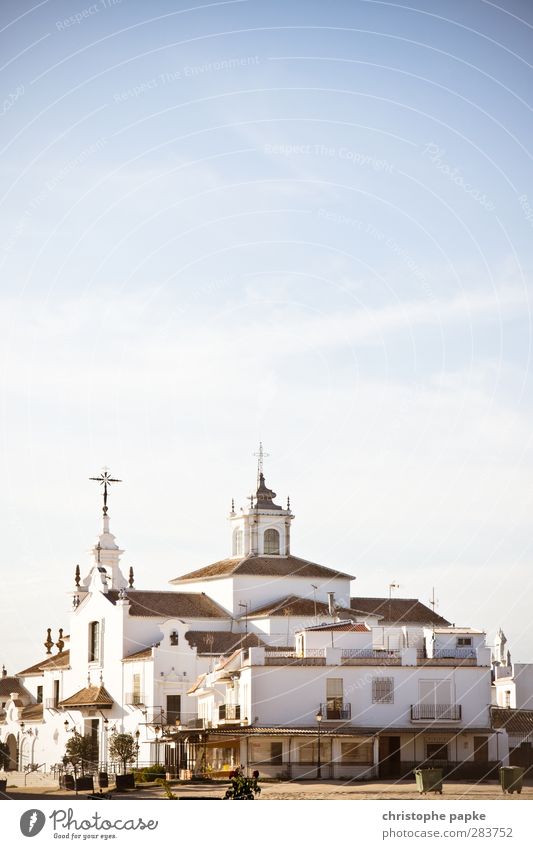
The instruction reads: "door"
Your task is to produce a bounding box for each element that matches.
[378,736,401,778]
[473,736,489,763]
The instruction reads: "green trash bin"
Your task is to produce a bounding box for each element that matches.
[414,768,444,794]
[500,766,524,794]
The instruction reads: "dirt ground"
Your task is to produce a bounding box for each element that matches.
[3,778,533,801]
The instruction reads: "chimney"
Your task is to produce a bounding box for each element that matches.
[327,592,335,617]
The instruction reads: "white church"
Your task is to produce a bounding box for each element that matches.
[0,456,517,781]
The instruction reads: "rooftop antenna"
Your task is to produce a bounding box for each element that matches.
[253,442,270,488]
[388,582,399,601]
[429,587,438,612]
[311,584,318,622]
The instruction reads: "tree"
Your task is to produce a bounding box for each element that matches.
[108,732,138,775]
[64,731,98,776]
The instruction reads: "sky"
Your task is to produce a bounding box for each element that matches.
[1,0,532,673]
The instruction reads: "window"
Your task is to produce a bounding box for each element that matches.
[457,637,472,646]
[250,740,283,765]
[88,621,100,663]
[419,679,452,707]
[166,695,181,725]
[505,690,511,708]
[53,679,60,708]
[340,740,373,765]
[372,677,394,704]
[264,528,280,555]
[232,528,243,557]
[36,686,43,704]
[426,742,448,761]
[297,739,332,764]
[326,678,344,718]
[132,673,142,704]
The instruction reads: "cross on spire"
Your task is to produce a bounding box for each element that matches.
[253,442,270,488]
[89,468,122,515]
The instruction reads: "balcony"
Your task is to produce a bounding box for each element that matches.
[434,648,476,659]
[218,704,241,722]
[44,697,59,710]
[320,702,351,721]
[410,703,462,721]
[124,693,145,706]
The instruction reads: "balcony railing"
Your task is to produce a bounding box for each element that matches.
[434,648,476,659]
[218,704,241,721]
[341,649,402,659]
[411,703,462,721]
[124,693,145,706]
[44,697,59,710]
[320,702,352,721]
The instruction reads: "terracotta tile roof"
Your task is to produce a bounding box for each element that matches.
[185,631,266,655]
[60,685,113,708]
[350,597,450,626]
[187,674,206,695]
[491,707,533,734]
[17,651,71,677]
[122,648,154,662]
[21,703,44,721]
[106,590,228,618]
[306,621,370,632]
[0,675,25,698]
[247,595,356,619]
[172,555,354,583]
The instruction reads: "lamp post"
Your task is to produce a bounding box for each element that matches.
[154,725,161,766]
[315,708,323,779]
[135,729,140,770]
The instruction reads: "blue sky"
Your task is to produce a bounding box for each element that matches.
[1,0,533,671]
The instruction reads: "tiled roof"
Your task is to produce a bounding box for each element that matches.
[122,648,154,662]
[491,707,533,734]
[0,675,24,698]
[172,555,354,583]
[187,674,206,695]
[247,595,356,619]
[350,597,450,626]
[17,651,70,677]
[185,631,266,655]
[21,703,44,721]
[60,685,113,708]
[106,590,228,618]
[305,621,370,632]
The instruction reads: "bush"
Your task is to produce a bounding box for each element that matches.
[223,767,261,800]
[135,764,166,782]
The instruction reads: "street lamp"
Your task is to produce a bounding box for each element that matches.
[154,725,161,766]
[315,708,323,779]
[135,729,140,770]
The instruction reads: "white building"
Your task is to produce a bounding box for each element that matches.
[0,462,500,781]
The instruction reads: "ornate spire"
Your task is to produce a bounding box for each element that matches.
[255,472,282,510]
[128,567,134,588]
[75,564,81,588]
[253,442,270,489]
[56,628,65,653]
[44,628,53,655]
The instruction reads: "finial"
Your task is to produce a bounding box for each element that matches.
[287,496,290,510]
[1,664,6,678]
[72,595,80,609]
[89,468,122,516]
[56,628,65,653]
[44,628,53,655]
[231,498,235,513]
[87,673,91,687]
[96,541,102,563]
[99,670,103,683]
[75,564,80,588]
[128,567,134,588]
[248,494,255,510]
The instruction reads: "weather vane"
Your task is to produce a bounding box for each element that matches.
[89,467,122,515]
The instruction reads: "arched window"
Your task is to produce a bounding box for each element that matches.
[232,528,243,557]
[264,528,280,555]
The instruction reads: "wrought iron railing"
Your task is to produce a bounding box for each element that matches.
[319,702,352,720]
[410,703,462,720]
[218,704,241,721]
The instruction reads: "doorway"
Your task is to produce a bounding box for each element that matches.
[378,736,401,778]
